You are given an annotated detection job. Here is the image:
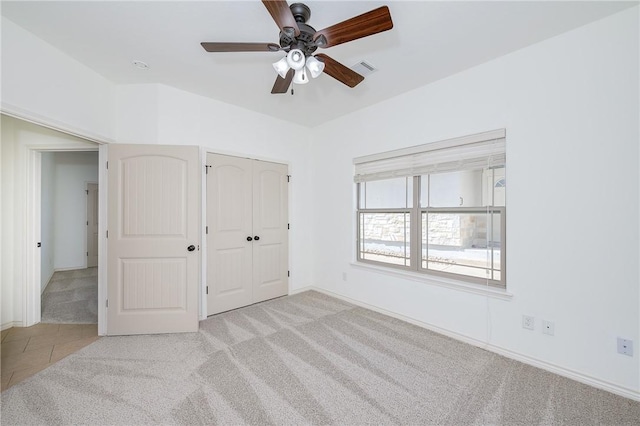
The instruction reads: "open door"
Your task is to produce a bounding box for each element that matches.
[107,144,200,335]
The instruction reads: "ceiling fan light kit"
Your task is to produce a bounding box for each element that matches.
[201,1,393,94]
[285,49,305,70]
[273,49,324,83]
[305,56,324,78]
[273,56,290,79]
[293,68,309,85]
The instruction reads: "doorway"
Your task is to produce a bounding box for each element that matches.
[39,151,100,324]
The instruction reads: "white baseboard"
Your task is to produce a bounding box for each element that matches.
[1,321,23,331]
[292,285,640,402]
[54,266,87,272]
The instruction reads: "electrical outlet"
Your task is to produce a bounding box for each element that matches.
[542,320,555,336]
[617,338,633,356]
[522,315,535,330]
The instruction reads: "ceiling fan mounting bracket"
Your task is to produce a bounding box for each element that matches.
[289,3,311,23]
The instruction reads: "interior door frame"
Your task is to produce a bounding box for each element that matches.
[201,147,292,318]
[85,181,99,268]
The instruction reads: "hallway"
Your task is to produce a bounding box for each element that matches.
[41,267,98,324]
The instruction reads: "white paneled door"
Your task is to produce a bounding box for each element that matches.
[206,154,253,314]
[207,153,288,316]
[107,144,200,335]
[252,160,289,303]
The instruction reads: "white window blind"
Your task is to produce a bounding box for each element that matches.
[354,129,506,183]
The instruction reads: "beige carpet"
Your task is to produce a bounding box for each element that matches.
[41,268,98,324]
[3,290,639,424]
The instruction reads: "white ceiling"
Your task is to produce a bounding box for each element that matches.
[2,1,636,127]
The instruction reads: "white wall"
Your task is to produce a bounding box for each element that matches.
[40,152,55,291]
[116,84,314,293]
[1,15,112,328]
[51,152,99,270]
[310,7,639,395]
[0,115,98,328]
[1,17,116,142]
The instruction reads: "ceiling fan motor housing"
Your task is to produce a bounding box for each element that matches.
[279,3,318,56]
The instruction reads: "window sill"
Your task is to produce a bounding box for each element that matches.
[349,262,514,301]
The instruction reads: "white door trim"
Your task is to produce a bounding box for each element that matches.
[1,102,115,145]
[98,145,108,335]
[5,107,110,335]
[25,149,42,327]
[200,147,207,320]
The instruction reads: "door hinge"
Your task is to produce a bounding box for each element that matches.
[106,230,109,238]
[87,221,89,226]
[85,189,89,194]
[106,299,109,308]
[205,165,211,174]
[287,175,291,183]
[287,223,290,230]
[206,286,208,295]
[206,226,208,234]
[287,270,290,277]
[106,161,108,170]
[86,252,89,257]
[37,242,41,248]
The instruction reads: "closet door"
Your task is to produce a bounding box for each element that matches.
[206,154,289,316]
[252,160,289,303]
[207,154,253,315]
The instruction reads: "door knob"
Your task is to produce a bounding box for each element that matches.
[254,236,260,241]
[187,245,196,252]
[246,236,253,241]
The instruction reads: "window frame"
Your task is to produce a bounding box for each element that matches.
[356,175,506,289]
[418,206,506,288]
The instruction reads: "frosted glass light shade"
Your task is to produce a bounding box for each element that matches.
[293,68,309,85]
[305,56,325,78]
[272,56,290,79]
[286,49,305,71]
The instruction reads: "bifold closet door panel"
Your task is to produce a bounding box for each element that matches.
[206,153,253,315]
[252,160,289,303]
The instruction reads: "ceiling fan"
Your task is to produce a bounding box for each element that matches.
[201,1,393,94]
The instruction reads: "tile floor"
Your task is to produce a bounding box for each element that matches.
[1,323,98,391]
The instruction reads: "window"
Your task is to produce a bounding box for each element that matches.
[355,130,506,288]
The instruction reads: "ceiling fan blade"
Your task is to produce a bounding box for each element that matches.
[262,0,300,36]
[271,69,295,94]
[201,42,281,52]
[315,54,364,88]
[313,6,393,48]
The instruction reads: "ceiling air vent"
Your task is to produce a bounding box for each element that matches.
[351,61,377,77]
